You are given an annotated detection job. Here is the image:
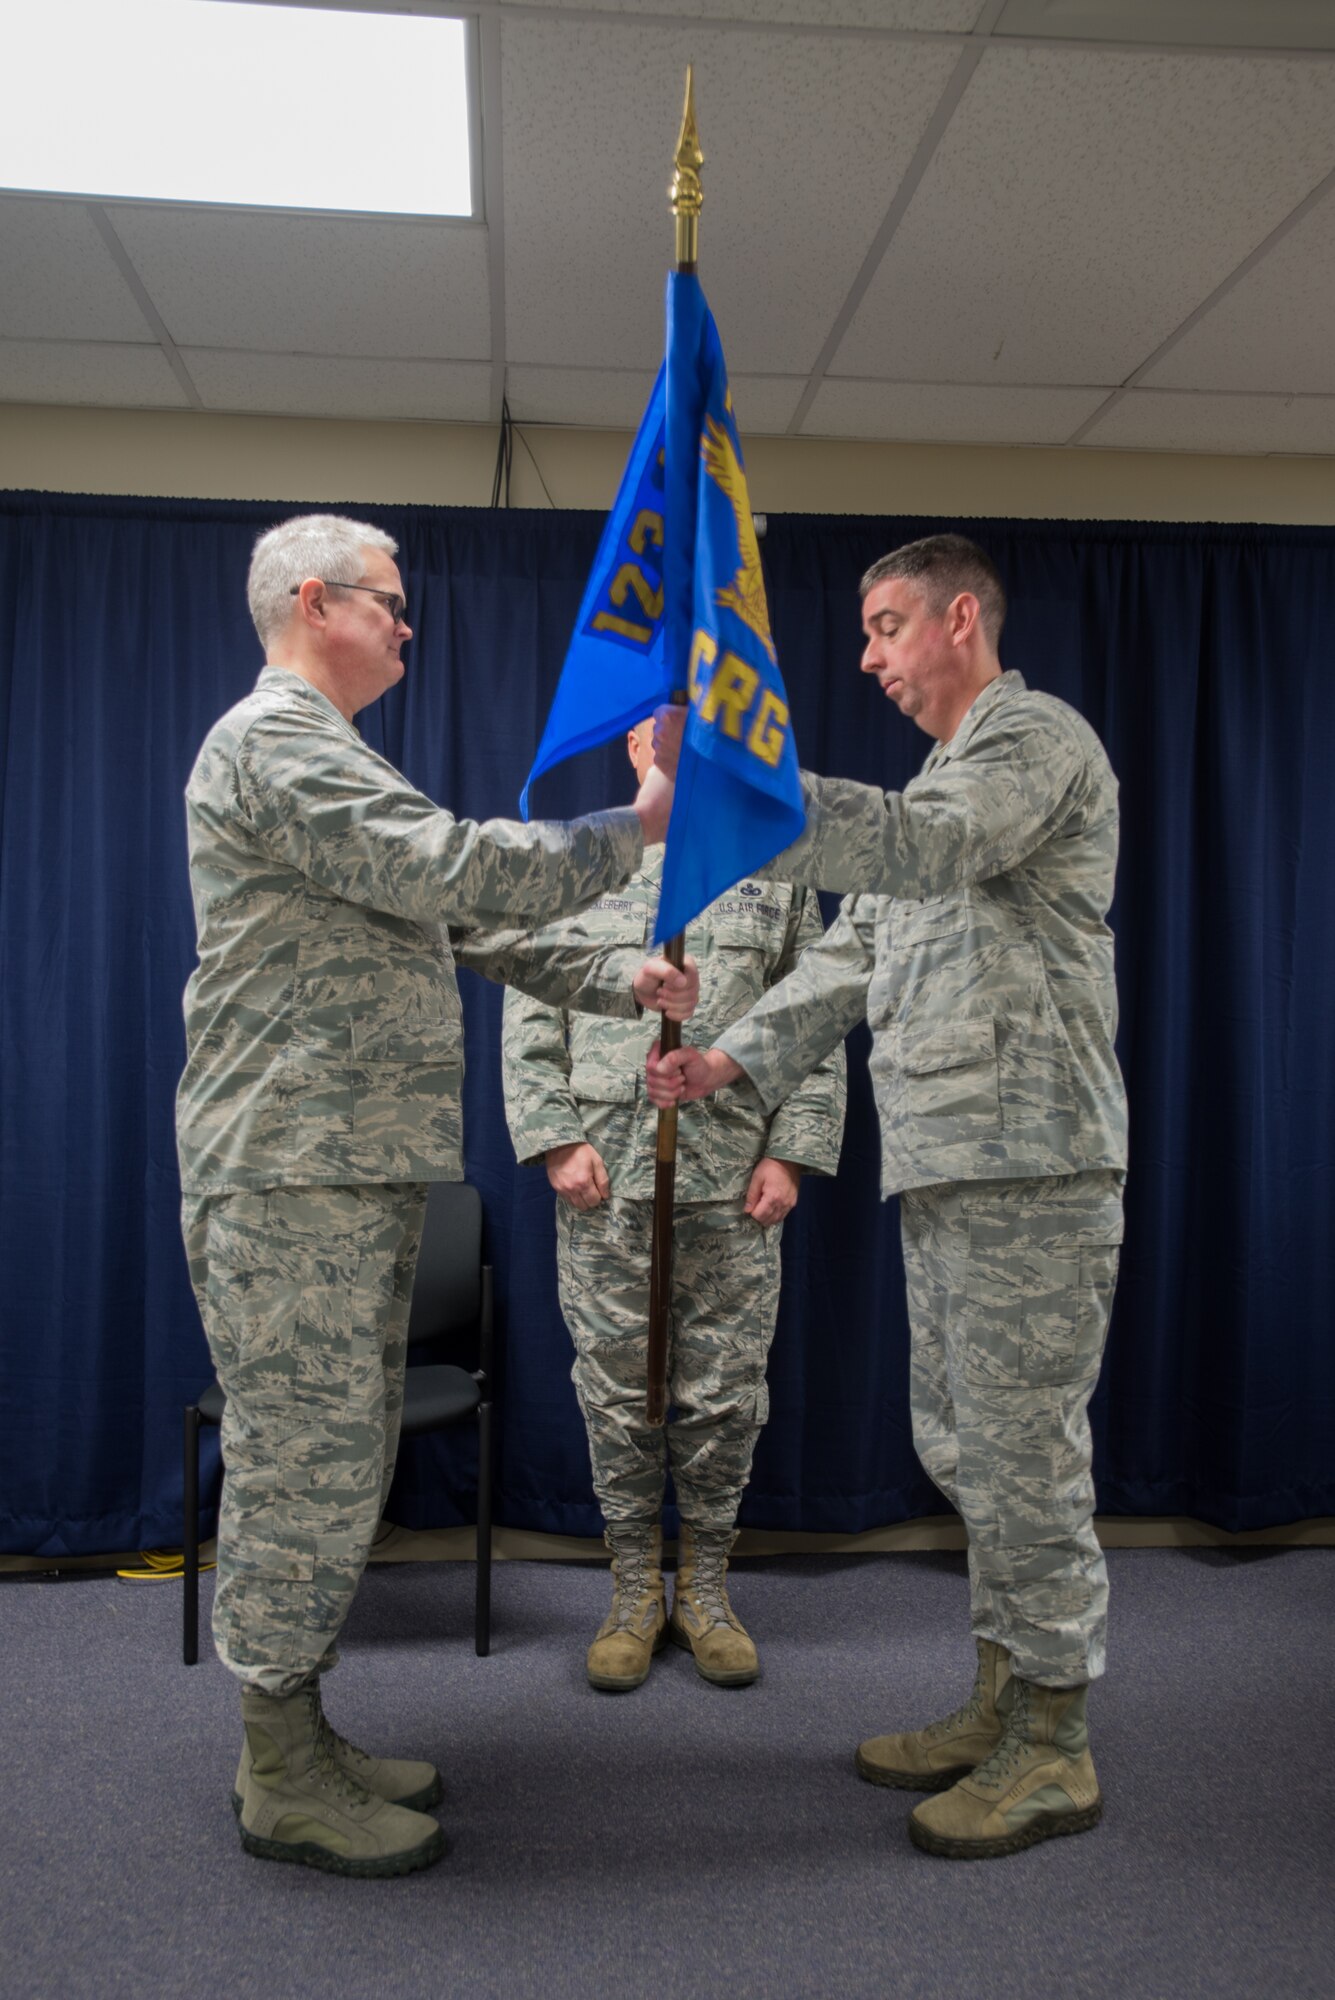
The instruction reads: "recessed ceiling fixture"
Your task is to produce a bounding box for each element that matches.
[1,0,474,217]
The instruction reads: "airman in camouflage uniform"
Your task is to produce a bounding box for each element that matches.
[502,719,845,1692]
[179,515,688,1878]
[649,536,1127,1858]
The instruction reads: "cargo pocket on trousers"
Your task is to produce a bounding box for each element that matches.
[264,1188,375,1413]
[221,1475,317,1583]
[964,1222,1120,1390]
[745,1375,771,1428]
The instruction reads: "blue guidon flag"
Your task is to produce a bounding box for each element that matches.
[521,270,804,946]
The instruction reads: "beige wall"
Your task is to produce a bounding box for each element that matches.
[3,401,1333,524]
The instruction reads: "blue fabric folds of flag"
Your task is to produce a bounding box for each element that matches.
[655,271,803,945]
[521,271,804,945]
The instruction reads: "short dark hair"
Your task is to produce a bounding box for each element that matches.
[860,533,1006,648]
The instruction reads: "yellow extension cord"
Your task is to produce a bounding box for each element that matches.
[115,1547,215,1581]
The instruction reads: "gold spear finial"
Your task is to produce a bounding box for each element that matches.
[669,64,703,271]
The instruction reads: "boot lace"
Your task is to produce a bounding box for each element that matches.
[683,1535,734,1629]
[918,1643,1009,1740]
[606,1535,657,1632]
[306,1692,374,1807]
[318,1710,373,1775]
[922,1681,984,1742]
[964,1677,1033,1794]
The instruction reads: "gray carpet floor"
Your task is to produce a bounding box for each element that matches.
[2,1547,1332,2000]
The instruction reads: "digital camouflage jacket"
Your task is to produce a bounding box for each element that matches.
[177,668,643,1191]
[716,672,1128,1197]
[501,846,846,1203]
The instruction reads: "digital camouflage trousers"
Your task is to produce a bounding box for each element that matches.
[899,1169,1124,1687]
[555,1196,783,1533]
[182,1181,427,1695]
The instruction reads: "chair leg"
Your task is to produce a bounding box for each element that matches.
[183,1405,200,1667]
[475,1397,492,1658]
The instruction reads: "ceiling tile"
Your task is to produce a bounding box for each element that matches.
[507,365,805,437]
[1079,389,1335,454]
[501,18,961,376]
[105,208,491,360]
[1142,187,1335,395]
[184,350,492,422]
[0,340,185,408]
[0,198,149,341]
[728,376,807,434]
[804,378,1107,443]
[506,367,659,431]
[512,1,983,23]
[833,44,1335,386]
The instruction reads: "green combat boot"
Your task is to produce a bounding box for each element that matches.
[668,1525,759,1687]
[232,1679,442,1816]
[586,1523,667,1692]
[856,1638,1011,1791]
[236,1683,446,1877]
[909,1676,1103,1859]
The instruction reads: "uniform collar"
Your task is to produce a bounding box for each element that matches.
[256,665,359,737]
[925,669,1025,770]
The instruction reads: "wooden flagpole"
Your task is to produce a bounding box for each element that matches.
[644,66,703,1427]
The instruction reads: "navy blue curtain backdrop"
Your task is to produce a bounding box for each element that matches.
[1,490,1332,1555]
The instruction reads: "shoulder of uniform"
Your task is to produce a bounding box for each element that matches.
[234,683,356,776]
[190,687,272,776]
[986,683,1107,769]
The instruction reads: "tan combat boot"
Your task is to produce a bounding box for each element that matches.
[856,1637,1011,1791]
[232,1678,442,1816]
[237,1682,446,1877]
[909,1675,1103,1859]
[586,1522,667,1692]
[668,1524,759,1687]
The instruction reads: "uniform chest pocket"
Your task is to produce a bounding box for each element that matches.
[897,1018,1000,1130]
[571,899,651,948]
[702,908,782,981]
[705,935,774,1021]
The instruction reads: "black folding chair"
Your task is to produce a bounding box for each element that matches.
[184,1179,495,1662]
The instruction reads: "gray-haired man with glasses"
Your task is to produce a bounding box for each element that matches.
[178,513,691,1879]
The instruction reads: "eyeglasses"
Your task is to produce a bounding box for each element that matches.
[290,580,409,625]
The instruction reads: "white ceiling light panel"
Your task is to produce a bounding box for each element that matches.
[1,1,474,218]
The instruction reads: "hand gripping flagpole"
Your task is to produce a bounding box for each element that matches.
[645,69,703,1429]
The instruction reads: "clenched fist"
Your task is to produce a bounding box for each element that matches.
[546,1141,610,1211]
[632,953,699,1021]
[744,1156,801,1228]
[646,1040,743,1106]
